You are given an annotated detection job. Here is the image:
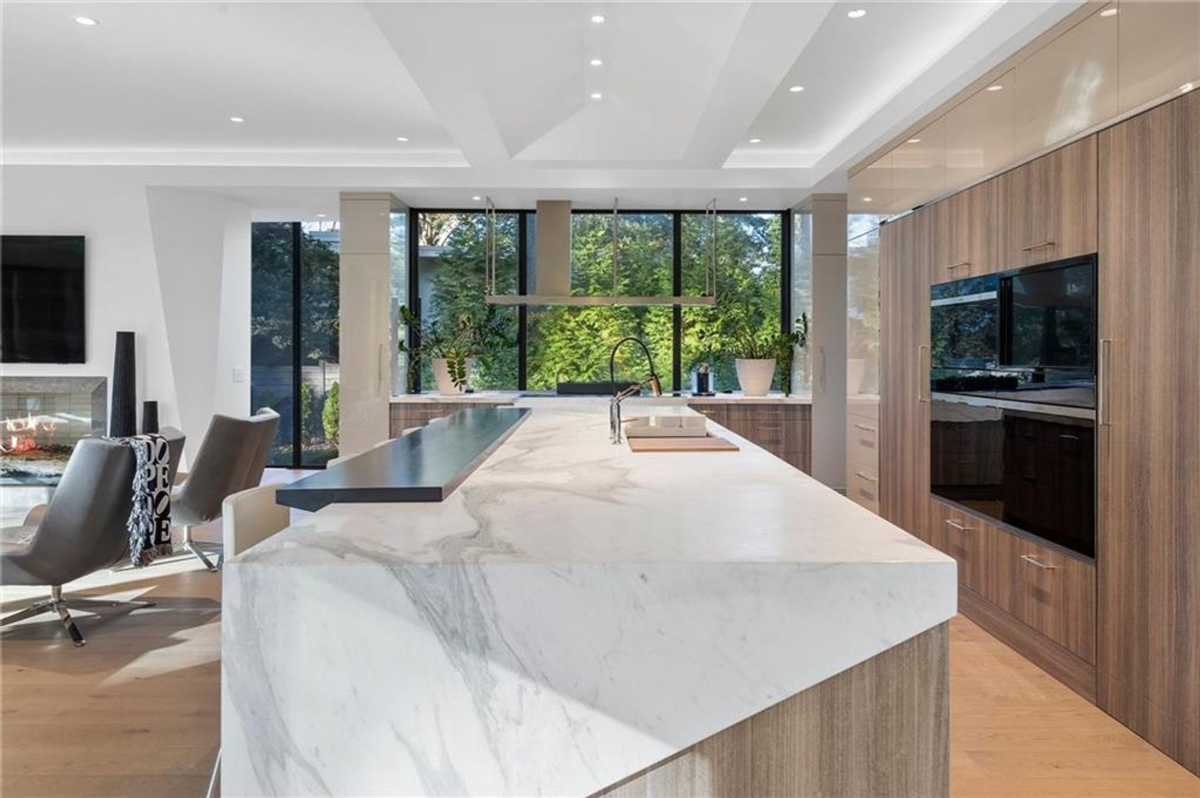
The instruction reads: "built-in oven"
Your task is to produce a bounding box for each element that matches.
[929,255,1097,558]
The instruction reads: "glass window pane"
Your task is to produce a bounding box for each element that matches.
[250,222,295,467]
[680,213,782,392]
[848,219,882,397]
[526,306,672,391]
[299,222,340,466]
[568,213,673,297]
[412,212,519,391]
[389,211,408,396]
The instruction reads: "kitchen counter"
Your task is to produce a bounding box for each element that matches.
[390,390,812,404]
[222,398,955,796]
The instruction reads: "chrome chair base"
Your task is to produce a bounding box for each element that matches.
[183,526,222,572]
[0,585,156,647]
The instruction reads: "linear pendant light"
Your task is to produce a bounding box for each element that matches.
[484,198,718,306]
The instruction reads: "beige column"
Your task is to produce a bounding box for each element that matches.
[338,192,401,457]
[805,194,848,490]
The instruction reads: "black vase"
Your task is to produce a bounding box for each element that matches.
[110,331,137,438]
[141,401,159,435]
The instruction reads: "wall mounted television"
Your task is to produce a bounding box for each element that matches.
[1,235,86,363]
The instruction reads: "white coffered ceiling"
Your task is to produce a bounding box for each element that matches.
[1,1,1084,211]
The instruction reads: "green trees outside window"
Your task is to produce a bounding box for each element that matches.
[407,210,788,394]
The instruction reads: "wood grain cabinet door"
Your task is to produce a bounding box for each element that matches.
[879,209,934,540]
[938,178,1007,280]
[1005,135,1098,267]
[994,531,1097,665]
[1097,90,1200,774]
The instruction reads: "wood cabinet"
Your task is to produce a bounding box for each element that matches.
[689,403,812,474]
[879,209,933,541]
[389,401,508,436]
[1096,90,1200,774]
[935,176,1006,281]
[992,528,1096,665]
[1004,135,1098,267]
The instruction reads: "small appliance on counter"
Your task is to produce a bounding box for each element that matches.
[693,363,714,396]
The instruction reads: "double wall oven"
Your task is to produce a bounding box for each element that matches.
[930,256,1096,558]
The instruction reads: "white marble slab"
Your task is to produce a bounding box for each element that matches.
[222,398,956,796]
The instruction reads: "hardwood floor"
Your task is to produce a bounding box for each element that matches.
[2,522,1197,796]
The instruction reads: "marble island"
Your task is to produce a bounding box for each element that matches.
[222,398,956,797]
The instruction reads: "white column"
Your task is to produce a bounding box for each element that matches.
[338,193,397,456]
[808,194,848,490]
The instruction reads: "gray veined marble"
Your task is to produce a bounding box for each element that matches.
[221,398,956,796]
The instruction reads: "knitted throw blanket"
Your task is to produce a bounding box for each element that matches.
[119,434,173,566]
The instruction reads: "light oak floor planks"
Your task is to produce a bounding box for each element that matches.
[2,489,1197,796]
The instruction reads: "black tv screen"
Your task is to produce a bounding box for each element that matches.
[1,235,86,363]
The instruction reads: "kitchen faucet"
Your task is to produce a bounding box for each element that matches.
[609,337,662,444]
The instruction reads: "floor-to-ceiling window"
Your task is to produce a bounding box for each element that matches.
[402,209,789,394]
[407,211,520,391]
[680,212,783,391]
[250,221,340,468]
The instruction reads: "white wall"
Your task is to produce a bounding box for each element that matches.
[2,167,250,463]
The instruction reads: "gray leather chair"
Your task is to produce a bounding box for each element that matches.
[1,428,186,647]
[174,409,279,571]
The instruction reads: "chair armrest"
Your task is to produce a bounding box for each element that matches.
[22,504,48,527]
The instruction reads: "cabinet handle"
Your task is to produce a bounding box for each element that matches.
[854,471,877,483]
[854,423,876,433]
[1021,240,1056,252]
[944,519,970,532]
[946,261,970,272]
[1059,433,1080,441]
[1098,339,1112,427]
[917,345,929,403]
[1020,554,1057,570]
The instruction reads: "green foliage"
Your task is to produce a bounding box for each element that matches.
[398,303,513,391]
[322,382,339,445]
[299,382,315,443]
[250,224,339,367]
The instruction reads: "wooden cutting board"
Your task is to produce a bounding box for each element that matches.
[627,435,739,453]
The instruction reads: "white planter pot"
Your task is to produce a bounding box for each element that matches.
[735,358,776,397]
[432,357,473,396]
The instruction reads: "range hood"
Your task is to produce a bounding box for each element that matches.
[484,198,717,307]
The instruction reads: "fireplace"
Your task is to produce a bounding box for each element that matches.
[0,377,107,485]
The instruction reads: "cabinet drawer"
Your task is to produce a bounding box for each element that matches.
[993,528,1096,664]
[847,416,879,463]
[933,503,997,598]
[847,467,879,513]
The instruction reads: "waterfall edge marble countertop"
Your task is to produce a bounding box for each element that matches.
[222,398,955,797]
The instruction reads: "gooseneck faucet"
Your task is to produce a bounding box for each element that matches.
[609,337,663,444]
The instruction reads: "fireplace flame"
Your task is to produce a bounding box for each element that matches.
[1,413,54,455]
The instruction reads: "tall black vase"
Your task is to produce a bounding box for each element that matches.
[141,401,159,435]
[110,331,137,438]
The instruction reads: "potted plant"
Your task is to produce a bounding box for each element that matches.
[732,313,810,397]
[397,305,508,396]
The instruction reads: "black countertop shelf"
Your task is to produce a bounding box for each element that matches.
[275,406,531,512]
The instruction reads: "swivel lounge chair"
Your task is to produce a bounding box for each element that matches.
[173,409,279,571]
[0,429,186,646]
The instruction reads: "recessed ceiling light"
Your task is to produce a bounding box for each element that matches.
[788,85,805,93]
[590,14,605,23]
[316,213,327,218]
[590,58,603,67]
[1182,82,1196,94]
[907,138,921,144]
[73,16,98,26]
[863,197,873,203]
[472,195,482,201]
[847,9,867,19]
[986,84,1004,92]
[395,136,409,142]
[229,116,245,123]
[748,137,762,144]
[738,197,749,203]
[1100,7,1118,17]
[590,92,603,100]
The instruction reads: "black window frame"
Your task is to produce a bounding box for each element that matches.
[406,208,793,395]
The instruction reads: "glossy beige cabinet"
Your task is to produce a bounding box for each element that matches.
[944,69,1015,189]
[1118,0,1200,112]
[1004,135,1098,267]
[1014,5,1119,156]
[848,153,893,215]
[892,117,946,213]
